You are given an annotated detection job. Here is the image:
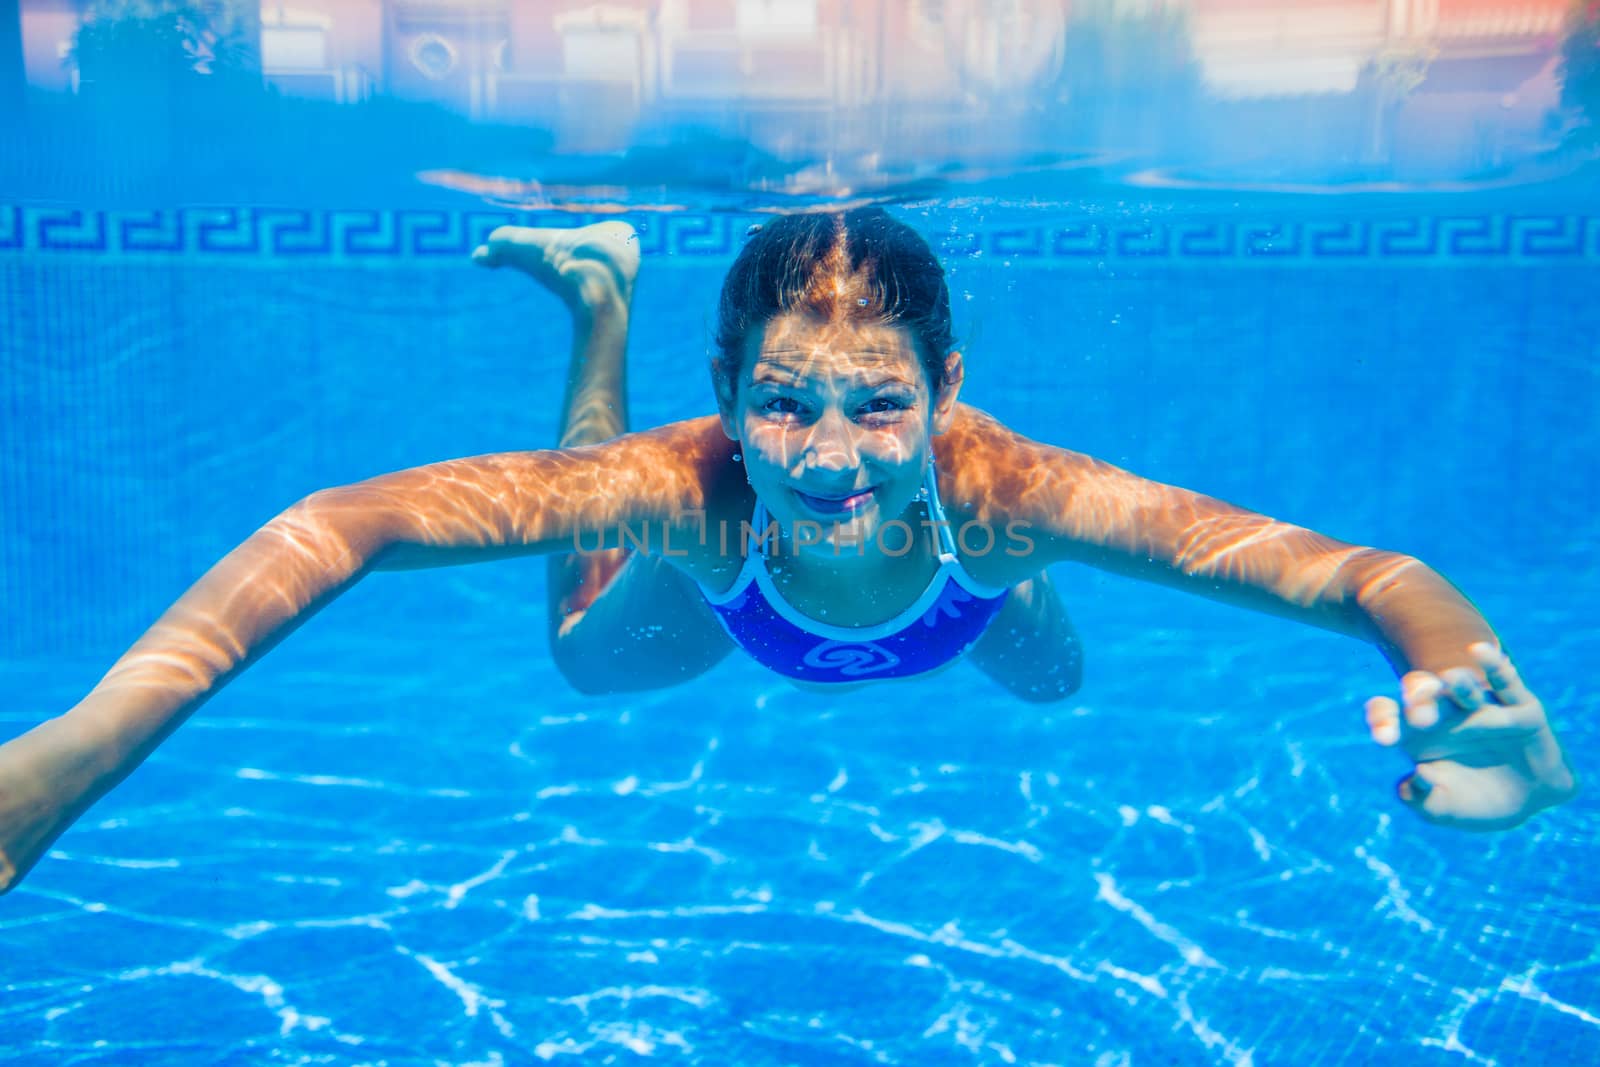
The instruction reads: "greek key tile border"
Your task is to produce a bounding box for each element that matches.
[934,215,1598,262]
[0,205,1595,264]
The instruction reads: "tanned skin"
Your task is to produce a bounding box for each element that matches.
[0,223,1576,895]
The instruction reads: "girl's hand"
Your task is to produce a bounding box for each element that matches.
[1363,643,1578,831]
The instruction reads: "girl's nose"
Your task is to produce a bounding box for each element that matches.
[801,409,859,473]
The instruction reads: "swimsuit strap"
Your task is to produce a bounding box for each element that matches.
[751,494,773,561]
[921,458,961,561]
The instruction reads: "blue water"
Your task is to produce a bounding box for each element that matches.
[3,189,1599,1065]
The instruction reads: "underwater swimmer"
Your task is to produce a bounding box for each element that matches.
[0,209,1577,893]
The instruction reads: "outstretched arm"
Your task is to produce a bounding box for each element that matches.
[940,410,1577,831]
[0,420,731,892]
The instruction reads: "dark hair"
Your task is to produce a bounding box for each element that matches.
[712,208,956,393]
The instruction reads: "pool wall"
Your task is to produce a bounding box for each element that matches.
[2,200,1597,661]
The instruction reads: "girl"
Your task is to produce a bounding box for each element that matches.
[0,209,1577,894]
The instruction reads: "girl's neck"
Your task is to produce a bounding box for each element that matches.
[765,502,944,623]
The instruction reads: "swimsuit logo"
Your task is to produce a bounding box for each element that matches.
[802,641,902,677]
[921,585,974,627]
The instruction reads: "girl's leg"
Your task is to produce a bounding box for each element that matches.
[473,223,733,694]
[967,569,1083,703]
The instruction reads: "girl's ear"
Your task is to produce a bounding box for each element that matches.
[931,351,964,434]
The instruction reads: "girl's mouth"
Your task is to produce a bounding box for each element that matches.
[793,487,875,515]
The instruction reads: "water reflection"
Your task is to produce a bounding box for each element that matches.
[4,1,1596,196]
[1559,0,1600,148]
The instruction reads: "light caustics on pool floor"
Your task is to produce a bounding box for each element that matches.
[1,588,1595,1066]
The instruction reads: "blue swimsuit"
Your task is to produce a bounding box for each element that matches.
[698,464,1009,684]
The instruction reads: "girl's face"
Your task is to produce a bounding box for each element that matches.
[717,311,962,561]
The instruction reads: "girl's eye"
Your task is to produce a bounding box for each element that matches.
[862,396,910,415]
[762,397,804,416]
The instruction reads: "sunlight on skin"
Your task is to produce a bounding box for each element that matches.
[1,221,1581,893]
[716,311,958,571]
[472,222,640,311]
[0,422,741,891]
[479,224,1074,703]
[472,222,652,624]
[474,222,642,453]
[1,402,1578,890]
[932,412,1577,831]
[933,410,1500,671]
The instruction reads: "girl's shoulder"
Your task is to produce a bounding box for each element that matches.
[612,417,754,584]
[638,416,751,510]
[567,416,744,504]
[931,405,1104,587]
[932,404,1082,500]
[602,415,735,471]
[934,404,1107,491]
[589,414,755,521]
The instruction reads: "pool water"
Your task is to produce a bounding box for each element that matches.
[2,190,1599,1065]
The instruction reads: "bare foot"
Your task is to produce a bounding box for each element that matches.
[472,221,640,310]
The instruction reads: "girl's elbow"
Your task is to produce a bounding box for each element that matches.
[282,486,401,566]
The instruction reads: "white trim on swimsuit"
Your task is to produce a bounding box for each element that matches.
[698,462,1009,642]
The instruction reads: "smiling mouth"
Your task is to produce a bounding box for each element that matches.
[793,488,875,515]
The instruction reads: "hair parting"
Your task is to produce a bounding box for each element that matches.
[713,208,956,393]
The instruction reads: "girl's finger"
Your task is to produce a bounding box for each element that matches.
[1439,667,1488,712]
[1397,765,1435,808]
[1468,642,1533,706]
[1401,672,1444,730]
[1365,696,1401,746]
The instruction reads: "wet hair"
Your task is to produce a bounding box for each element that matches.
[712,208,956,394]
